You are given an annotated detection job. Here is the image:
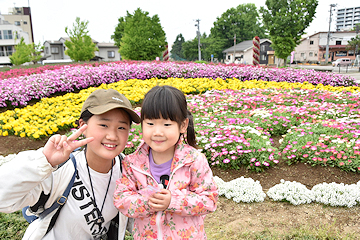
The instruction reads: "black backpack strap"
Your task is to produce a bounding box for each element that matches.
[40,153,77,219]
[44,153,77,233]
[118,153,124,173]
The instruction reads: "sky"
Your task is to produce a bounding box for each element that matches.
[0,0,358,50]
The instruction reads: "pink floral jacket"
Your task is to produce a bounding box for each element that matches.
[114,140,218,240]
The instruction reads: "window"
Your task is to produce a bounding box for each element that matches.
[227,55,231,60]
[6,46,13,56]
[314,53,318,57]
[300,53,305,57]
[335,41,342,45]
[348,50,354,56]
[335,51,347,56]
[3,30,12,39]
[51,47,59,54]
[309,52,313,57]
[0,46,4,56]
[23,21,27,24]
[45,47,49,54]
[0,31,2,40]
[108,51,115,58]
[261,45,266,51]
[260,54,266,61]
[310,40,314,45]
[14,21,21,26]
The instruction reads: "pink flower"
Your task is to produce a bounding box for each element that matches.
[223,159,230,164]
[339,162,344,166]
[250,158,256,162]
[303,154,309,158]
[273,160,279,164]
[255,162,261,166]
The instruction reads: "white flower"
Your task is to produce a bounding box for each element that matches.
[267,180,314,205]
[214,176,266,203]
[311,182,360,208]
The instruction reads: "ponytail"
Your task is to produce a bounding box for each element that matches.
[185,110,198,149]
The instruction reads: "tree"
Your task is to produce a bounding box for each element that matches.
[210,3,267,59]
[64,17,98,62]
[182,38,199,61]
[346,35,360,55]
[112,8,167,60]
[9,37,33,65]
[260,0,318,65]
[31,41,44,64]
[170,34,185,60]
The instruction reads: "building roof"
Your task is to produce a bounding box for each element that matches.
[222,39,271,53]
[300,31,357,41]
[97,42,117,47]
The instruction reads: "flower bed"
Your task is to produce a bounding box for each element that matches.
[213,177,360,207]
[1,78,359,173]
[0,61,358,108]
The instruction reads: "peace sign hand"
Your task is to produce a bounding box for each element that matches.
[42,124,94,167]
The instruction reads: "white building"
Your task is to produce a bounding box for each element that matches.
[336,6,360,31]
[0,14,31,65]
[293,31,357,64]
[222,39,279,65]
[43,37,121,62]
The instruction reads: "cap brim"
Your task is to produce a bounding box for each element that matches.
[88,103,141,124]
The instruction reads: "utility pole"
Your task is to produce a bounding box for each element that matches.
[233,34,236,63]
[195,19,201,61]
[325,4,336,65]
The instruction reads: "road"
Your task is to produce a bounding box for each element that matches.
[290,64,360,84]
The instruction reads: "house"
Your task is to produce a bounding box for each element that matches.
[43,37,121,62]
[294,31,357,64]
[222,39,278,65]
[0,14,31,65]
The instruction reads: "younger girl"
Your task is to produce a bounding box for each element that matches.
[0,88,140,240]
[114,85,218,240]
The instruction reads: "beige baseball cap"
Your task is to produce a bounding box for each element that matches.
[81,89,140,124]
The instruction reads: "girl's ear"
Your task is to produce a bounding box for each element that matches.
[78,119,86,127]
[180,118,189,134]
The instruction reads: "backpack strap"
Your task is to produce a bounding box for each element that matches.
[39,153,77,219]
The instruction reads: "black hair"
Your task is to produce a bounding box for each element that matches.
[75,110,94,126]
[141,85,198,148]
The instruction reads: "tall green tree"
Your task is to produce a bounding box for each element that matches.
[182,37,200,61]
[112,8,167,60]
[64,17,98,62]
[260,0,318,65]
[210,3,266,59]
[170,34,185,60]
[10,37,33,65]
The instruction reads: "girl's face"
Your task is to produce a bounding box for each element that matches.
[142,117,188,164]
[80,108,130,164]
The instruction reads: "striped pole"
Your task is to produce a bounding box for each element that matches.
[162,45,169,61]
[252,36,260,66]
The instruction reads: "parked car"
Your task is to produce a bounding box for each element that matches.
[332,58,352,67]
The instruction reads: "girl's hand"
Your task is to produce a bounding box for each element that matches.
[148,189,171,212]
[42,125,94,167]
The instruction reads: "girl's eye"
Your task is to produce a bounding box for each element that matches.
[147,122,154,126]
[100,124,107,127]
[164,124,171,127]
[118,127,126,130]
